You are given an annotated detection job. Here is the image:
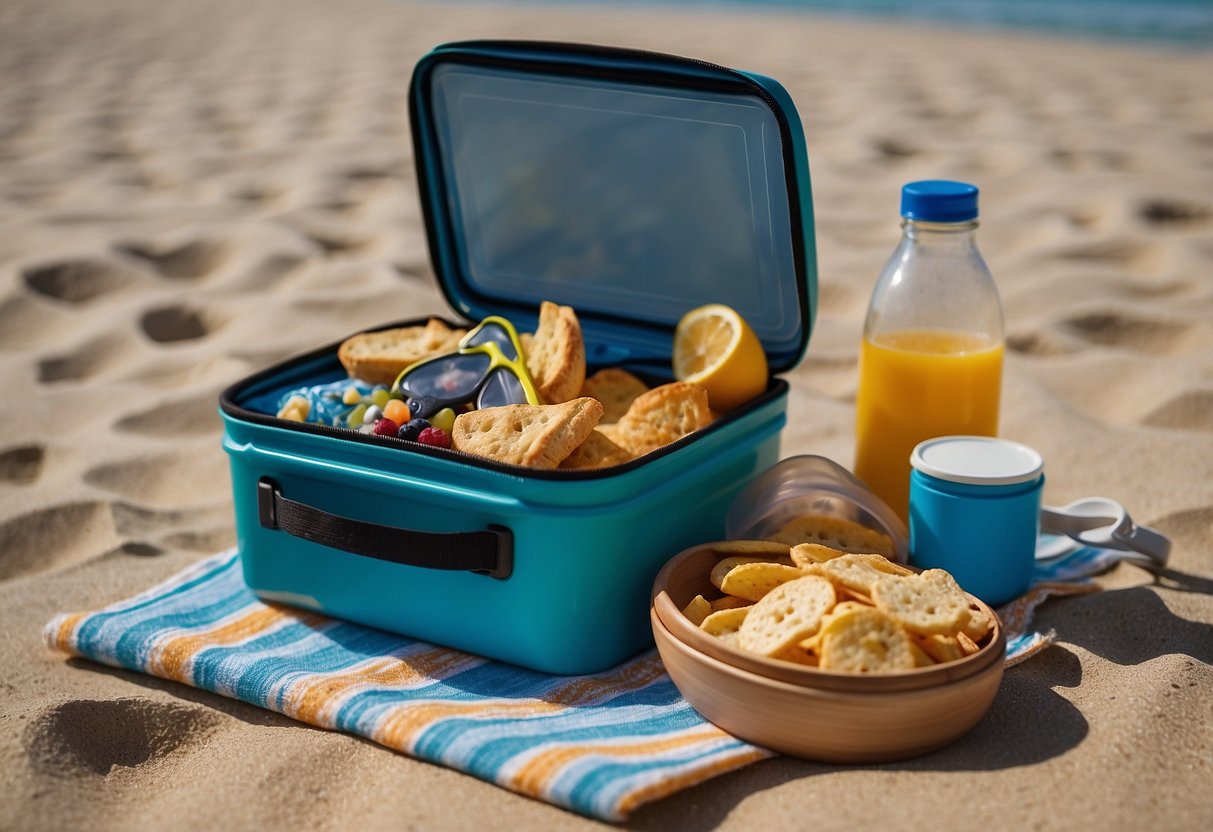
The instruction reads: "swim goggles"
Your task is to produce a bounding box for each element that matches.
[392,316,540,420]
[1038,497,1171,568]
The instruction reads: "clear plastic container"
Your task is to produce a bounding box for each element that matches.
[725,455,909,563]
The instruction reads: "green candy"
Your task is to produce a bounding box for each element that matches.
[430,407,456,434]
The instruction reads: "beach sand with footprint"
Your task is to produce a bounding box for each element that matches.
[1,0,1211,830]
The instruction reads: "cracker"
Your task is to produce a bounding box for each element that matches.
[449,397,602,470]
[596,423,620,443]
[798,601,872,652]
[957,632,981,656]
[710,556,757,590]
[737,576,836,657]
[703,557,786,589]
[612,382,712,457]
[718,562,806,602]
[908,639,935,668]
[708,553,790,594]
[914,633,965,664]
[770,515,896,558]
[558,429,633,471]
[804,553,913,595]
[700,606,749,637]
[817,606,916,673]
[775,645,820,667]
[962,605,993,642]
[338,318,466,385]
[870,569,972,636]
[837,586,875,606]
[681,595,712,627]
[524,301,585,404]
[580,368,649,423]
[711,540,793,557]
[789,543,848,567]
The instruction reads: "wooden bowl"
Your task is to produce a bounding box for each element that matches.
[650,543,1005,763]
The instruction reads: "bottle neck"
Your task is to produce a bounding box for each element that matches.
[902,217,979,245]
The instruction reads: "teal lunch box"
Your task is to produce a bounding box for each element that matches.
[219,41,817,674]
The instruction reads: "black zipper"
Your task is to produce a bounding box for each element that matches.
[219,316,790,482]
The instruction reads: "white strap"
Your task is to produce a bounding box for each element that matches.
[1039,497,1170,567]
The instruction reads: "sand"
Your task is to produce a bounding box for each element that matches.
[1,0,1211,829]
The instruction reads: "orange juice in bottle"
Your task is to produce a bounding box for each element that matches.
[853,181,1004,521]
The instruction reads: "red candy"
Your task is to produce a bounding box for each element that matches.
[416,427,450,449]
[372,418,400,437]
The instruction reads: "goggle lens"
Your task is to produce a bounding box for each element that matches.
[477,367,528,409]
[398,352,491,400]
[464,321,520,360]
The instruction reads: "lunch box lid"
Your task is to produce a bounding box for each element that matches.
[408,40,817,375]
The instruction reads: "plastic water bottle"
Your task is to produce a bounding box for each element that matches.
[853,180,1005,521]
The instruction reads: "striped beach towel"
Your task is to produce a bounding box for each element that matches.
[43,537,1118,819]
[44,550,767,821]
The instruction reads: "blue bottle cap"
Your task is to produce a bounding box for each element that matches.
[900,180,979,223]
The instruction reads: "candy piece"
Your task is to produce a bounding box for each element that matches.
[430,407,456,434]
[416,427,450,448]
[371,388,391,409]
[276,396,311,420]
[383,399,411,425]
[363,405,383,425]
[372,418,400,437]
[398,417,431,442]
[277,380,376,426]
[346,403,368,428]
[342,387,362,406]
[278,379,375,426]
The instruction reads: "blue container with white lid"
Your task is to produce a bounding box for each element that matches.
[220,41,816,673]
[908,436,1044,606]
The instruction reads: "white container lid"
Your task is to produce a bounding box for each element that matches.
[911,436,1043,486]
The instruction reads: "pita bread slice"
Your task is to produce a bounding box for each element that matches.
[558,429,633,471]
[612,382,712,457]
[524,301,586,404]
[580,368,649,422]
[450,397,602,470]
[337,318,465,385]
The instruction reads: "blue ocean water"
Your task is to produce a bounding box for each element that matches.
[480,0,1213,49]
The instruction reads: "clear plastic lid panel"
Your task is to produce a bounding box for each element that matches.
[426,63,802,357]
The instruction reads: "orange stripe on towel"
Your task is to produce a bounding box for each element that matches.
[285,646,476,727]
[375,654,669,750]
[149,606,310,683]
[614,746,773,816]
[509,727,730,798]
[50,613,87,653]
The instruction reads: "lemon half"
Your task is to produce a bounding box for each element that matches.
[673,304,768,413]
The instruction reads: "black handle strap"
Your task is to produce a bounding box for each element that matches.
[257,479,512,579]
